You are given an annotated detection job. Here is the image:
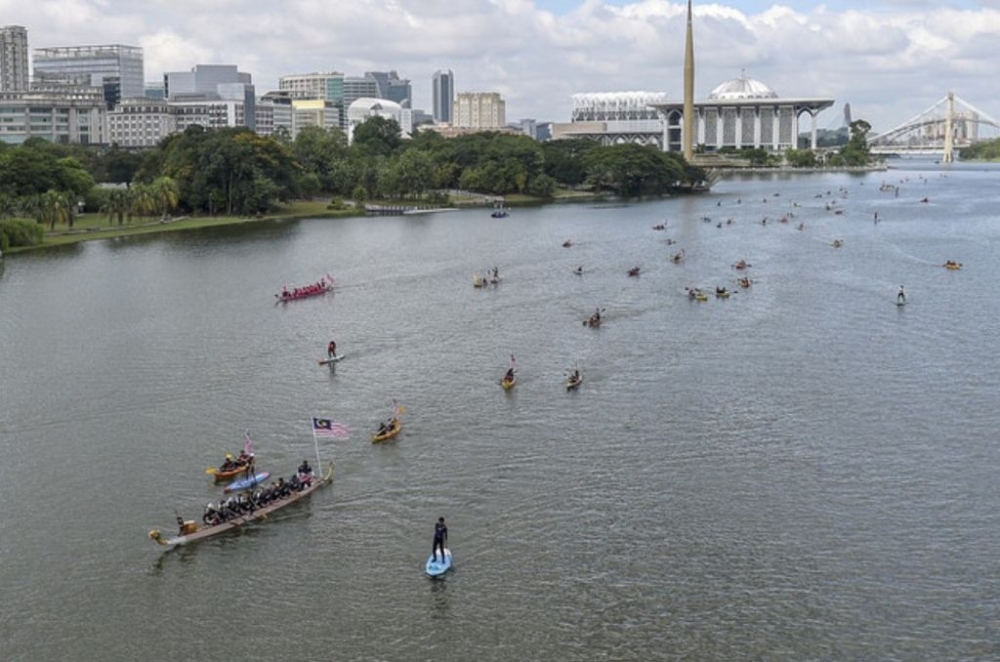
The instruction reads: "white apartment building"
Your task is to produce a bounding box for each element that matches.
[106,98,176,147]
[455,92,505,129]
[0,85,106,145]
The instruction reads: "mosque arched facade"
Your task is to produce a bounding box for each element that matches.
[551,77,833,153]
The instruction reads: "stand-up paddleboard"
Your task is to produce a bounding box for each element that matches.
[224,471,270,493]
[425,548,452,577]
[318,354,346,366]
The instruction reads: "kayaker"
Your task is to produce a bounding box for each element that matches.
[432,517,448,563]
[571,369,580,382]
[504,368,515,382]
[327,340,337,359]
[897,286,906,304]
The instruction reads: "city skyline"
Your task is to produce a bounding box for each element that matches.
[2,1,999,132]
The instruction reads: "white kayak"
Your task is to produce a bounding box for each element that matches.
[425,548,453,577]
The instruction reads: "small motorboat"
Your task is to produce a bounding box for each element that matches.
[562,240,573,248]
[943,261,962,270]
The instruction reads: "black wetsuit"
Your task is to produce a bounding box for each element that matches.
[433,522,448,561]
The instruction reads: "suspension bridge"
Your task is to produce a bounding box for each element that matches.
[868,93,1000,162]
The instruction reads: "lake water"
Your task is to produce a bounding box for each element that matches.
[1,162,998,660]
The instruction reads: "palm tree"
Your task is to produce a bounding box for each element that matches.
[129,183,156,220]
[100,188,131,226]
[37,190,70,230]
[150,176,180,220]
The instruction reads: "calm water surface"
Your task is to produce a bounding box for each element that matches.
[1,162,999,660]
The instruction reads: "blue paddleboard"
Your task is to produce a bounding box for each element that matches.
[425,548,452,577]
[224,471,270,492]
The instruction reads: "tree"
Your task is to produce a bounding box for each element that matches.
[583,143,683,197]
[101,188,131,226]
[351,116,402,158]
[838,119,872,166]
[785,149,818,168]
[36,190,71,230]
[150,176,180,219]
[130,183,157,219]
[542,139,599,186]
[101,146,144,187]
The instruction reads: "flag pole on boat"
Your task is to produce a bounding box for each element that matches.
[311,420,322,478]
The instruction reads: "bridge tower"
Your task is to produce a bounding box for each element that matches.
[942,92,955,164]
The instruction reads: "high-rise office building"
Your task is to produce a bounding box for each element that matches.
[342,75,378,110]
[163,65,255,129]
[33,44,143,108]
[366,71,411,107]
[0,25,29,92]
[432,70,454,124]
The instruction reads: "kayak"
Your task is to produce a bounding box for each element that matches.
[318,353,346,366]
[501,374,516,390]
[224,471,271,493]
[566,374,583,390]
[372,419,401,443]
[426,548,453,577]
[207,462,250,483]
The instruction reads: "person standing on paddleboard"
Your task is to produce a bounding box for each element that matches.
[432,517,448,563]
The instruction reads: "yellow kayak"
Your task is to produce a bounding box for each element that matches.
[372,418,401,443]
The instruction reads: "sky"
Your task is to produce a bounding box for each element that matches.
[3,0,1000,133]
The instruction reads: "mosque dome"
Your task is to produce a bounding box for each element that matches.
[708,76,778,101]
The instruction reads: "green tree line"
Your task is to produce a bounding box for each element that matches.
[0,119,708,249]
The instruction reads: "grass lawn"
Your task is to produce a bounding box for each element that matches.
[8,200,363,252]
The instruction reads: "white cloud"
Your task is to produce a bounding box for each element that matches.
[2,0,1000,132]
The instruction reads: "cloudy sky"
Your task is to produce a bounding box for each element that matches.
[4,0,1000,132]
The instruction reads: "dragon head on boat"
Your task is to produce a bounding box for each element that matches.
[148,529,168,546]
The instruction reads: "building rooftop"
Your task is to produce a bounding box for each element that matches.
[708,76,778,101]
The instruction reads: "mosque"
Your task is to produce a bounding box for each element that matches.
[550,1,833,155]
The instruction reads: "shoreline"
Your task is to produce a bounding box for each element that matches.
[4,168,889,254]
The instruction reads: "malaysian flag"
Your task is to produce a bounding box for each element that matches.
[312,417,350,440]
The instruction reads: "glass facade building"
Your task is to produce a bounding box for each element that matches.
[33,44,143,108]
[432,70,453,124]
